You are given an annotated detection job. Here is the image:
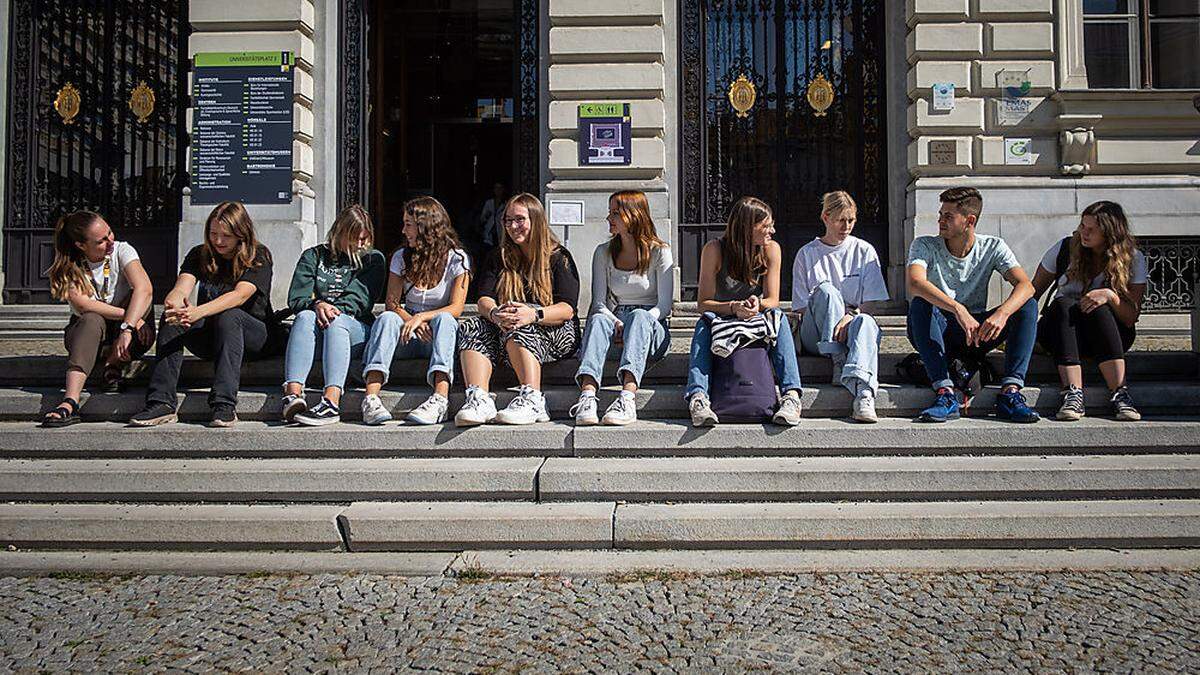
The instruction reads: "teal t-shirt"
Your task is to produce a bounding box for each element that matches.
[907,234,1020,313]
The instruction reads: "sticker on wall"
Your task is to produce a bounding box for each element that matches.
[931,83,955,112]
[1004,138,1034,165]
[997,70,1033,125]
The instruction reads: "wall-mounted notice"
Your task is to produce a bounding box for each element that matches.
[191,51,295,205]
[1004,138,1034,165]
[931,83,955,112]
[548,200,585,226]
[996,70,1033,125]
[578,103,632,166]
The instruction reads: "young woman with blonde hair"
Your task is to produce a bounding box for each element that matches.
[685,196,803,427]
[281,205,387,425]
[571,190,674,425]
[359,196,470,425]
[1033,200,1147,421]
[42,211,155,427]
[791,191,889,422]
[454,192,581,426]
[130,201,279,427]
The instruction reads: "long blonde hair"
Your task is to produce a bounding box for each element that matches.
[48,210,106,301]
[201,202,267,283]
[497,193,558,305]
[325,204,374,268]
[608,190,665,274]
[1068,200,1138,298]
[720,196,771,286]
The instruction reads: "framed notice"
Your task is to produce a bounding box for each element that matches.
[190,51,295,205]
[1004,138,1034,165]
[578,103,632,166]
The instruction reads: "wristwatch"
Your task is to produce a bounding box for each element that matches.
[535,307,545,324]
[119,321,134,333]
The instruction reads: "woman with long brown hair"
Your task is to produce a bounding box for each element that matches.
[1033,200,1147,421]
[130,201,279,428]
[685,196,803,427]
[454,192,581,426]
[571,190,673,426]
[41,211,155,427]
[280,205,386,426]
[359,196,470,425]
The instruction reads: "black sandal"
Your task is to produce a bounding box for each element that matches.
[41,397,81,428]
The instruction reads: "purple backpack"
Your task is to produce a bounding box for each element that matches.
[709,343,777,423]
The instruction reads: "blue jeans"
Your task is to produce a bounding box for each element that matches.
[685,308,802,399]
[362,310,458,387]
[906,296,1038,390]
[283,310,369,391]
[575,305,669,388]
[799,281,882,394]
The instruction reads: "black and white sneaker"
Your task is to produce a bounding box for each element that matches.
[1110,386,1141,422]
[294,398,341,426]
[209,405,238,428]
[281,393,308,422]
[1056,385,1086,421]
[129,402,178,427]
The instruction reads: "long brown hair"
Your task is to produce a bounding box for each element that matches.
[497,192,558,305]
[1068,200,1138,298]
[400,196,463,289]
[201,201,266,283]
[608,190,665,275]
[48,210,106,301]
[719,196,771,286]
[326,204,374,268]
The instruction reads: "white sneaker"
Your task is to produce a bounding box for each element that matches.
[494,385,550,425]
[454,385,497,427]
[570,392,600,426]
[361,394,392,426]
[772,390,803,426]
[688,393,719,427]
[407,393,448,425]
[601,392,638,426]
[852,388,879,423]
[830,352,847,385]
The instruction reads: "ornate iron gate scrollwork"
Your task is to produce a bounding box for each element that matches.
[680,0,888,301]
[4,0,189,303]
[1139,237,1200,313]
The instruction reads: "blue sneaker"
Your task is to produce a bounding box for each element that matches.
[995,388,1040,423]
[919,388,960,423]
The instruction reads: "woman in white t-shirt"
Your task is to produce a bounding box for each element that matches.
[571,190,674,426]
[42,211,155,426]
[360,196,470,425]
[790,191,889,423]
[1032,200,1146,422]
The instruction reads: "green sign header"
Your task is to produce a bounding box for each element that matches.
[194,52,295,68]
[579,103,628,118]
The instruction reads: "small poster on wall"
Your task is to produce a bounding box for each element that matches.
[931,83,955,112]
[1004,138,1035,165]
[578,103,632,166]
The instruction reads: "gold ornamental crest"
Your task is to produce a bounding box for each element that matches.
[728,74,756,118]
[806,73,834,117]
[129,81,156,124]
[54,82,81,125]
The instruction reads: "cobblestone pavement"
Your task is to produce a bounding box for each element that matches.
[1,570,1197,673]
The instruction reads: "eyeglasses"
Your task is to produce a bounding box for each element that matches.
[502,216,528,227]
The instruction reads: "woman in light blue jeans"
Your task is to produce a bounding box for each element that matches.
[572,190,674,426]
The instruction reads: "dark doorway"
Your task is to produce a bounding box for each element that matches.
[679,0,889,301]
[4,0,188,303]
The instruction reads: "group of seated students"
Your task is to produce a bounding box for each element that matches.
[39,185,1146,429]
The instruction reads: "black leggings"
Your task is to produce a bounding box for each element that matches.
[1037,297,1135,367]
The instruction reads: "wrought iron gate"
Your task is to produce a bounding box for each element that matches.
[680,0,888,300]
[4,0,188,303]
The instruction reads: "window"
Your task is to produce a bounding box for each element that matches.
[1083,0,1200,88]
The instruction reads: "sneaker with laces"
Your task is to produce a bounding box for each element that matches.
[294,398,341,427]
[1056,385,1086,421]
[281,393,307,422]
[407,393,448,425]
[601,392,638,426]
[852,388,879,423]
[571,392,600,426]
[209,404,238,428]
[129,401,178,427]
[454,386,497,427]
[995,387,1040,423]
[919,388,960,423]
[361,394,393,426]
[1110,385,1141,421]
[495,385,550,425]
[688,393,719,427]
[772,390,803,426]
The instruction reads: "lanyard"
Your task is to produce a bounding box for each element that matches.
[91,256,112,300]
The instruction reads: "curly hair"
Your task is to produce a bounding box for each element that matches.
[201,202,266,284]
[607,190,665,275]
[48,210,106,301]
[720,196,771,287]
[1068,200,1138,299]
[399,196,462,290]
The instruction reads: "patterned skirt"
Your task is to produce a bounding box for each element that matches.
[456,316,580,366]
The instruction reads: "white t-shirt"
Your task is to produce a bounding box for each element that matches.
[791,235,889,310]
[389,247,471,313]
[1039,239,1147,301]
[73,241,140,316]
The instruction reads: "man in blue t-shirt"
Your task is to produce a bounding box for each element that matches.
[906,187,1040,423]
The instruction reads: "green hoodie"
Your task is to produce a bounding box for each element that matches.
[287,244,386,322]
